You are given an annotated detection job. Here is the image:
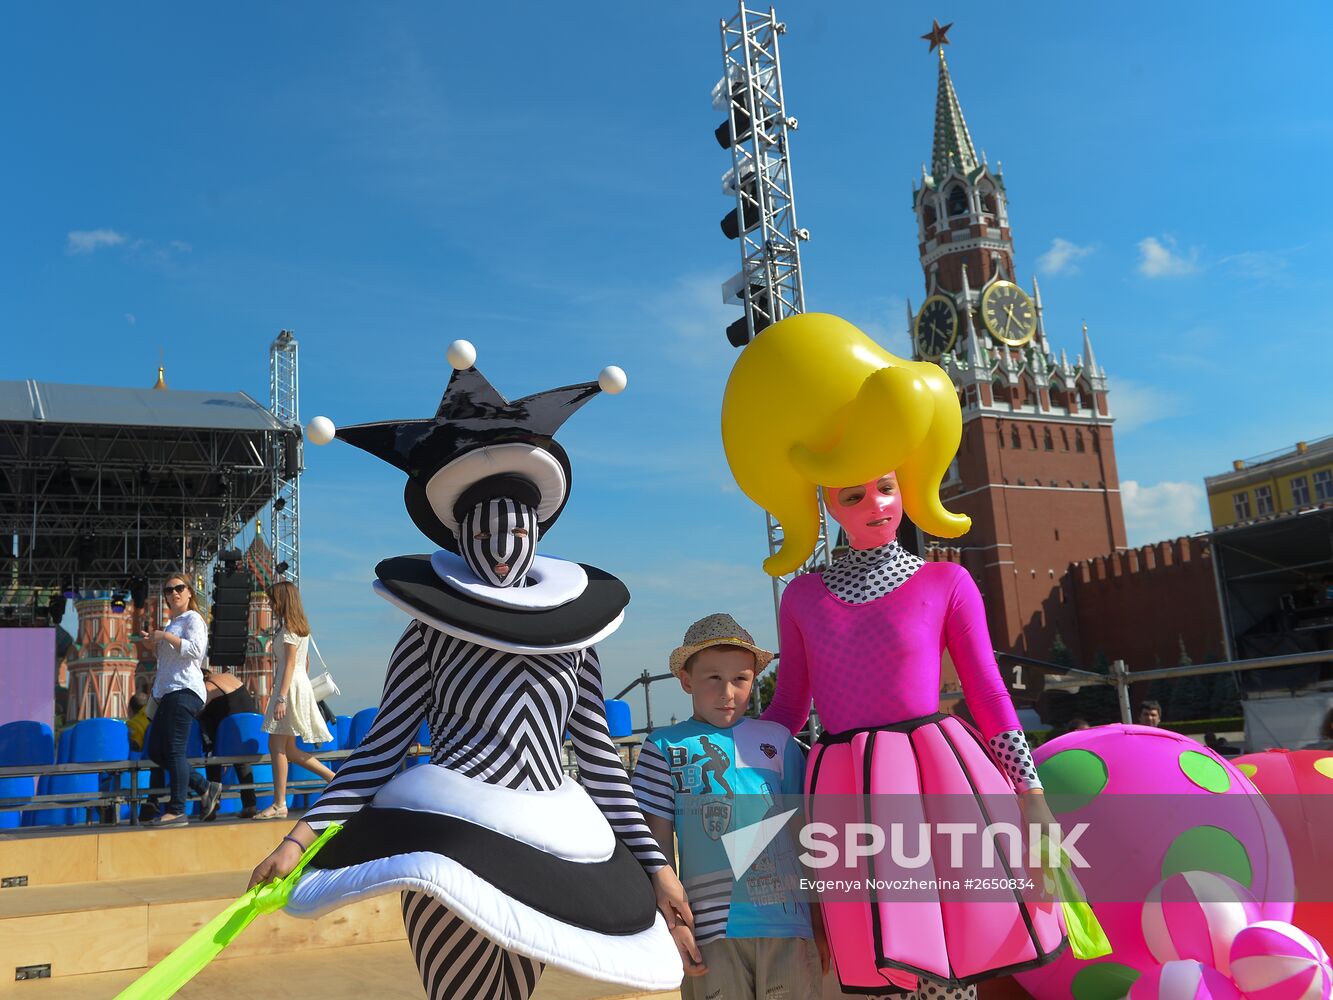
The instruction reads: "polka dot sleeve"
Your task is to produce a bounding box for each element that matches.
[987,728,1042,792]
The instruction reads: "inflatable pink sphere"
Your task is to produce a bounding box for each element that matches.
[1230,920,1332,1000]
[1232,748,1333,951]
[1014,725,1293,1000]
[1142,871,1260,975]
[1128,960,1242,1000]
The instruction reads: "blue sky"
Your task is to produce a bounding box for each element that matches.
[5,4,1332,723]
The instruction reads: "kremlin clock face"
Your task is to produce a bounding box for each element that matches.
[980,280,1037,347]
[913,295,959,361]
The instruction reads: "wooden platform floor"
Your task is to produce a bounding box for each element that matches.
[3,940,683,999]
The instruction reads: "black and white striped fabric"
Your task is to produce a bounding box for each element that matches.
[630,740,731,945]
[459,498,538,587]
[820,540,924,604]
[401,889,542,1000]
[299,621,671,998]
[302,621,666,869]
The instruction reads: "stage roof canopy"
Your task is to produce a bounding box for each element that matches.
[0,380,284,432]
[0,379,297,596]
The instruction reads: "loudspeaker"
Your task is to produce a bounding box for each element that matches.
[209,566,252,667]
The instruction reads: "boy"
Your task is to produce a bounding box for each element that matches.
[631,613,826,999]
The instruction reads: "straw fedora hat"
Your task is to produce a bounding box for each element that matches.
[668,613,775,677]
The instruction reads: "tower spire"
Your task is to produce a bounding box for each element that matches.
[928,25,978,180]
[1081,321,1099,375]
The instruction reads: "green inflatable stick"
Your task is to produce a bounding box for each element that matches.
[115,824,341,999]
[1039,833,1112,960]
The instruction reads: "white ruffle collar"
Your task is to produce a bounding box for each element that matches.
[430,549,587,611]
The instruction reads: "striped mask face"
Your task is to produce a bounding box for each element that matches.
[459,498,539,587]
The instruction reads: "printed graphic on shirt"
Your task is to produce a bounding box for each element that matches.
[630,718,812,943]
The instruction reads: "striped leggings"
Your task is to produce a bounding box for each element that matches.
[401,890,544,1000]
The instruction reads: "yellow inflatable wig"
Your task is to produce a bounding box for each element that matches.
[721,312,970,576]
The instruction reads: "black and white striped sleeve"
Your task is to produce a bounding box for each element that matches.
[302,621,432,831]
[629,739,675,822]
[568,645,669,874]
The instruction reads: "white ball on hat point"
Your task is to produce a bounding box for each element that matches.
[447,340,477,370]
[306,415,337,446]
[598,366,628,394]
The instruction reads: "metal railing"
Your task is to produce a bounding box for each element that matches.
[613,648,1331,733]
[0,736,648,830]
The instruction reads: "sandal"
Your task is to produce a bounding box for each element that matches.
[252,804,288,820]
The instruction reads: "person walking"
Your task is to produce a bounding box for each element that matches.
[254,581,334,820]
[143,572,221,826]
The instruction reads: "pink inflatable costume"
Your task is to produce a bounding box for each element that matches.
[763,558,1065,994]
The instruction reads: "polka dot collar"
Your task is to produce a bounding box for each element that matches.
[820,540,925,605]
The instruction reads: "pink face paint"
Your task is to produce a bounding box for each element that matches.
[823,474,902,549]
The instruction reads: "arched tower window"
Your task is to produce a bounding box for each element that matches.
[1028,427,1038,449]
[979,188,999,217]
[923,204,937,229]
[1061,428,1070,451]
[998,426,1006,449]
[946,185,969,218]
[1043,428,1054,451]
[1010,426,1021,449]
[1075,430,1085,452]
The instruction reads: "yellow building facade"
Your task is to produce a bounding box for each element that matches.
[1205,435,1333,528]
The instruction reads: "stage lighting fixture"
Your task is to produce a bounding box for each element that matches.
[283,435,302,479]
[275,561,290,576]
[48,594,67,624]
[720,200,760,240]
[130,576,149,610]
[714,85,752,149]
[273,497,286,512]
[724,287,773,349]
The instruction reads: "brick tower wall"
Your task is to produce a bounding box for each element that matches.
[1070,536,1225,672]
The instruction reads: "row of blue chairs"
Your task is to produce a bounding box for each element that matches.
[0,698,633,828]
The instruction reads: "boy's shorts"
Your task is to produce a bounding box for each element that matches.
[682,936,822,1000]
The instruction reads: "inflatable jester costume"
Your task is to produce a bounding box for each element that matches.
[124,342,684,1000]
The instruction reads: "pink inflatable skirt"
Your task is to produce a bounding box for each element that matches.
[806,713,1066,995]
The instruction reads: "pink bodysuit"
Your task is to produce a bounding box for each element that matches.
[761,560,1019,742]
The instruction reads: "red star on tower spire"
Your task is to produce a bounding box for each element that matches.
[921,19,953,53]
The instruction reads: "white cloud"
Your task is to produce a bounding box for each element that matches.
[1036,238,1094,275]
[1137,235,1199,278]
[169,240,193,254]
[1108,378,1185,432]
[66,229,127,254]
[124,313,136,326]
[1121,480,1209,547]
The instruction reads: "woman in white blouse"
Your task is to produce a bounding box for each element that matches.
[254,581,334,820]
[143,572,221,826]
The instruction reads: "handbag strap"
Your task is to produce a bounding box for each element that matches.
[308,635,329,674]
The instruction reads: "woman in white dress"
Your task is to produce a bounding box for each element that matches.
[255,580,335,820]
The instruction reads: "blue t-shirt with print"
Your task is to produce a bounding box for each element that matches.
[632,717,810,942]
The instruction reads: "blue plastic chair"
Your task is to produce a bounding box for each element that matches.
[31,725,98,826]
[604,699,632,739]
[335,715,353,750]
[0,721,54,830]
[71,718,132,823]
[349,708,378,749]
[216,713,280,811]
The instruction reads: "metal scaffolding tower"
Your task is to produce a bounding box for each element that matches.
[268,330,301,584]
[715,5,831,631]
